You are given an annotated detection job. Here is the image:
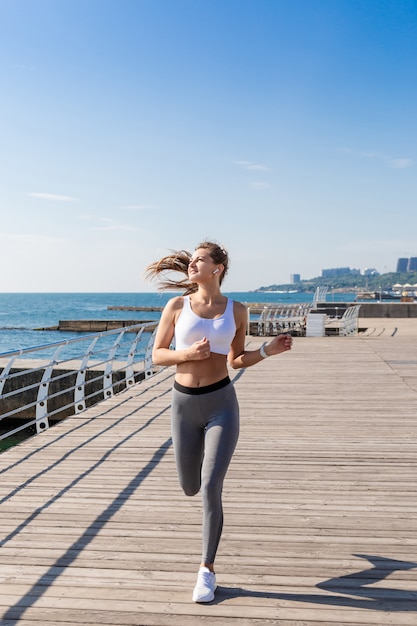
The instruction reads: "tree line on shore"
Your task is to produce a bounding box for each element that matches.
[257,271,417,293]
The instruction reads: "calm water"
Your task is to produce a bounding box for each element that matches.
[0,291,357,358]
[0,292,168,358]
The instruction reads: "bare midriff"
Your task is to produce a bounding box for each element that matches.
[175,352,229,388]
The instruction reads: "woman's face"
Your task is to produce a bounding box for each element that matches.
[188,248,217,281]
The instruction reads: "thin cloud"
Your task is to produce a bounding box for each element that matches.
[341,149,412,169]
[28,192,78,202]
[234,160,270,171]
[362,152,412,169]
[389,158,412,169]
[78,214,139,232]
[234,161,271,189]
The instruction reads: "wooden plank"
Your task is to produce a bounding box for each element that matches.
[1,329,417,625]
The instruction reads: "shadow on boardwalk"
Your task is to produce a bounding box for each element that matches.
[216,555,417,610]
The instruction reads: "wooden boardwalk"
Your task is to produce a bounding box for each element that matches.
[1,319,417,625]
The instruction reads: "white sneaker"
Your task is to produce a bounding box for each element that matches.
[192,566,217,603]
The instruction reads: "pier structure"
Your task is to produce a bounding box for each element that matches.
[37,302,417,336]
[1,319,417,624]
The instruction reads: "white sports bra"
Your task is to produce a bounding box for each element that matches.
[174,296,236,355]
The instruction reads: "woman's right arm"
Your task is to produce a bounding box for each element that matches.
[152,297,210,366]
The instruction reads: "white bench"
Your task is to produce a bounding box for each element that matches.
[326,305,361,336]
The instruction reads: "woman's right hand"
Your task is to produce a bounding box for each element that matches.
[188,337,211,360]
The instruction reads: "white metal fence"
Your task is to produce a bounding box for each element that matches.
[0,322,158,448]
[254,303,311,336]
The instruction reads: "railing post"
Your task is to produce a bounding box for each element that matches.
[144,328,157,378]
[103,330,125,399]
[36,345,64,433]
[125,327,144,386]
[0,355,18,396]
[74,336,99,414]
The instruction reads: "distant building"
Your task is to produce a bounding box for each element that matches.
[321,267,360,278]
[363,268,379,276]
[396,257,417,272]
[408,257,417,271]
[290,273,301,283]
[396,258,409,272]
[322,267,350,278]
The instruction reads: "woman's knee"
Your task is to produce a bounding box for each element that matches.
[180,478,201,497]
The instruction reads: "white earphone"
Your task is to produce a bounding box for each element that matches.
[212,268,219,274]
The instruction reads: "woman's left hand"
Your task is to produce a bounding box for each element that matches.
[265,333,293,356]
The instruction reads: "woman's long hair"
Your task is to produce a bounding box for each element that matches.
[145,241,229,295]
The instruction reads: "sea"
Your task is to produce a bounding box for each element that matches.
[0,291,357,359]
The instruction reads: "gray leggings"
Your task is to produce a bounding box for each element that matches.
[171,378,240,564]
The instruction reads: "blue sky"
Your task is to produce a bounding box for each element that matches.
[1,0,416,292]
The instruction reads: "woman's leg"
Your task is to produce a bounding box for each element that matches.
[171,383,239,565]
[171,389,204,496]
[200,383,239,565]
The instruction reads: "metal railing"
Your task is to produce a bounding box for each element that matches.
[0,322,158,446]
[325,304,362,336]
[254,304,311,336]
[312,286,328,305]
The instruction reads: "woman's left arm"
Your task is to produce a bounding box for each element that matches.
[228,302,293,369]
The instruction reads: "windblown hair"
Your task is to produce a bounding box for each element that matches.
[145,241,229,295]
